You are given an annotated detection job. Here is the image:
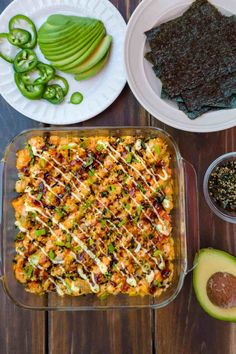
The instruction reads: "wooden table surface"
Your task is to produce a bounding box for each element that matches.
[0,1,236,353]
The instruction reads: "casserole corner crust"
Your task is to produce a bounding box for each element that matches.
[12,135,174,297]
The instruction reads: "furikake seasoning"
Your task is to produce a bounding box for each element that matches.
[208,161,236,212]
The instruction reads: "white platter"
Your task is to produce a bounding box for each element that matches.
[0,0,126,125]
[125,0,236,133]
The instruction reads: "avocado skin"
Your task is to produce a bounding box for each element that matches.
[74,49,110,81]
[193,248,236,322]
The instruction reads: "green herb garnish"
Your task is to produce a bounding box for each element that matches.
[108,244,115,253]
[24,265,34,278]
[88,168,95,176]
[96,144,105,151]
[89,239,94,246]
[108,185,116,192]
[154,145,161,156]
[35,229,46,237]
[55,241,65,247]
[37,192,43,201]
[85,156,94,167]
[118,219,126,227]
[137,205,143,216]
[137,183,146,194]
[126,153,133,163]
[100,219,107,228]
[153,250,162,257]
[124,204,131,210]
[49,250,55,260]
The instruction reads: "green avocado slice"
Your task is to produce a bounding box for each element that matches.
[46,14,98,28]
[68,35,112,74]
[74,49,110,80]
[193,248,236,322]
[39,23,104,59]
[51,29,105,70]
[38,21,97,44]
[38,24,80,43]
[38,22,78,39]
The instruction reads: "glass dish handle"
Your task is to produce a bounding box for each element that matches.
[183,159,200,274]
[0,160,4,278]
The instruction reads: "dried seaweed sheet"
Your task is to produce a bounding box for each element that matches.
[145,0,236,119]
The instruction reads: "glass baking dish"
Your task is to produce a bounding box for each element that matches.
[0,127,199,310]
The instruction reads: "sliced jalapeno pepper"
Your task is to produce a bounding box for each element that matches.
[8,29,31,47]
[43,85,57,100]
[44,84,64,104]
[0,33,19,63]
[70,92,83,105]
[13,49,38,73]
[48,75,69,96]
[36,63,55,84]
[22,62,55,85]
[15,73,45,100]
[9,15,37,49]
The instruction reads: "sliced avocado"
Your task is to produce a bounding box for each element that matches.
[74,49,110,80]
[39,23,104,59]
[51,29,105,70]
[38,24,80,43]
[46,14,72,27]
[38,20,77,36]
[193,248,236,322]
[38,26,83,44]
[47,14,99,28]
[68,35,112,74]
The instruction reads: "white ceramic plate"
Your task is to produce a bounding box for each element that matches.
[0,0,126,125]
[125,0,236,133]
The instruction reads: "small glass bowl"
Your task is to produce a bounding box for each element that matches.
[203,152,236,224]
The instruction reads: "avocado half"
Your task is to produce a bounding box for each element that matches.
[193,248,236,322]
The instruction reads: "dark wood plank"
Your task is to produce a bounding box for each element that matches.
[152,120,236,354]
[0,99,46,353]
[0,1,46,351]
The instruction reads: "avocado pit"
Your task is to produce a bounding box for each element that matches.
[207,272,236,308]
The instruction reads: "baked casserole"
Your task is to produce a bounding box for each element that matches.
[12,135,174,297]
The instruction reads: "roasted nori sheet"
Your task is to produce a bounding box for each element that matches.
[145,0,236,119]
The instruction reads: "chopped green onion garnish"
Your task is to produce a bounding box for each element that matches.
[55,241,65,247]
[35,229,46,237]
[85,157,94,167]
[126,153,133,163]
[37,192,43,201]
[74,245,81,252]
[88,168,95,176]
[89,239,94,246]
[108,244,115,253]
[100,219,107,228]
[153,250,162,257]
[137,205,143,216]
[137,183,146,194]
[24,265,34,278]
[49,250,55,260]
[66,242,71,249]
[108,185,116,192]
[154,145,161,156]
[118,219,126,227]
[61,145,71,150]
[88,178,94,185]
[124,204,131,210]
[96,144,105,151]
